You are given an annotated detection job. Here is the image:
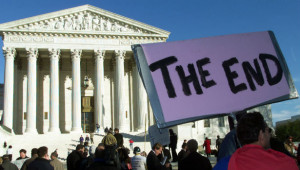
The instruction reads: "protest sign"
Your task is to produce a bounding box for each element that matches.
[148,125,170,147]
[132,31,298,129]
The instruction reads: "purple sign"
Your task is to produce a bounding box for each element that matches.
[132,31,298,128]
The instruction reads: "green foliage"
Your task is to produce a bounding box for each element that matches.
[275,119,300,142]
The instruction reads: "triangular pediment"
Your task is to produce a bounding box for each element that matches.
[0,5,170,38]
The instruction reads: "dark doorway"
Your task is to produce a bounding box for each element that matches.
[82,96,94,133]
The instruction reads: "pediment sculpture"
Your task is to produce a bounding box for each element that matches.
[12,11,154,34]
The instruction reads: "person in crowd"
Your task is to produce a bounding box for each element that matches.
[284,135,298,156]
[102,129,117,147]
[203,137,211,157]
[129,139,134,150]
[85,135,90,144]
[89,132,94,144]
[140,151,147,157]
[168,129,178,162]
[3,142,7,148]
[79,135,84,145]
[96,123,100,133]
[102,129,121,170]
[97,143,105,150]
[87,147,119,170]
[6,145,13,161]
[216,135,222,151]
[161,146,172,170]
[146,143,170,170]
[1,154,18,170]
[21,148,38,170]
[228,112,298,170]
[270,136,293,157]
[177,143,187,163]
[17,149,29,160]
[118,147,132,170]
[217,112,246,161]
[67,144,84,170]
[104,127,109,133]
[86,145,97,168]
[0,157,3,170]
[28,146,53,170]
[114,128,124,148]
[297,143,300,166]
[179,139,212,170]
[131,147,146,170]
[50,150,64,170]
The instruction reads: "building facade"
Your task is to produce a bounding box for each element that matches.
[0,5,170,134]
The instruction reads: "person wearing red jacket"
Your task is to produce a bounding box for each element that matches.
[228,112,298,170]
[203,137,211,157]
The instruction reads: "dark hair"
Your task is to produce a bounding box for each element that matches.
[237,112,267,146]
[152,143,162,150]
[118,148,130,162]
[187,139,198,152]
[94,148,105,158]
[51,151,58,158]
[31,148,38,156]
[2,155,9,161]
[19,149,27,154]
[37,146,48,157]
[76,144,85,151]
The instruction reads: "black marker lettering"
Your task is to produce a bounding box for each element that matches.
[196,57,216,88]
[242,59,264,91]
[222,57,247,94]
[259,54,283,86]
[149,56,178,98]
[175,64,203,96]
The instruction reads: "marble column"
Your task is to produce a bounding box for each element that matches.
[49,48,60,133]
[94,49,105,130]
[2,47,16,132]
[114,50,126,130]
[71,49,82,132]
[135,66,147,131]
[25,48,38,134]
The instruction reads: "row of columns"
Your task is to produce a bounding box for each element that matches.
[2,47,136,134]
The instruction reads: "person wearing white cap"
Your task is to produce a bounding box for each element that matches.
[131,147,147,170]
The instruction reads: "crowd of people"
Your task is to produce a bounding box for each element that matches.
[1,112,299,170]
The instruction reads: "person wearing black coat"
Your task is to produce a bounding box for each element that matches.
[177,143,187,163]
[87,147,120,170]
[147,143,170,170]
[178,139,212,170]
[28,146,54,170]
[1,155,18,170]
[114,128,124,148]
[67,144,85,170]
[169,129,178,162]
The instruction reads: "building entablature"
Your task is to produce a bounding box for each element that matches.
[0,4,170,53]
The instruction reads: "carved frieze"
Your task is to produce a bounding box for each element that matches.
[12,11,154,35]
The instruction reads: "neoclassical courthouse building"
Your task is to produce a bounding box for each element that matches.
[0,5,272,141]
